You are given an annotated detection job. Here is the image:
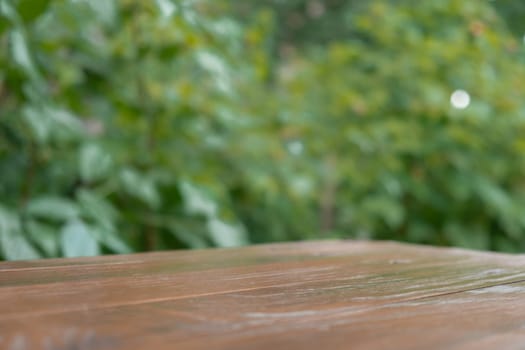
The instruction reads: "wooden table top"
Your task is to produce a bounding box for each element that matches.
[1,240,525,350]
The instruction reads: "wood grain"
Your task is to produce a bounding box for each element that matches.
[1,240,525,350]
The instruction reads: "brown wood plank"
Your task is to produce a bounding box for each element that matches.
[1,240,525,349]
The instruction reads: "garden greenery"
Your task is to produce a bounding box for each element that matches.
[1,0,525,259]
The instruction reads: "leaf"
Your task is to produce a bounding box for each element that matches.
[207,217,248,248]
[169,222,209,249]
[77,189,118,229]
[196,50,231,94]
[25,220,59,257]
[180,181,217,217]
[0,0,18,30]
[0,231,40,260]
[79,143,112,182]
[0,0,15,20]
[0,206,40,260]
[120,168,160,209]
[45,107,84,139]
[9,29,35,74]
[86,0,116,26]
[26,197,79,221]
[22,105,50,143]
[156,0,177,18]
[196,52,226,76]
[477,179,511,213]
[16,0,51,23]
[60,219,99,257]
[22,106,84,143]
[89,226,131,254]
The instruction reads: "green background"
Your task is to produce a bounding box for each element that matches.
[2,0,525,260]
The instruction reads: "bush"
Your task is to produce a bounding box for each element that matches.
[1,0,525,259]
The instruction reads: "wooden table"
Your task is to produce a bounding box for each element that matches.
[1,240,525,349]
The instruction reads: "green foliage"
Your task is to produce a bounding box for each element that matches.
[1,0,525,260]
[277,0,525,252]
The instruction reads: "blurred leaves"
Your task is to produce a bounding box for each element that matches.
[0,206,40,260]
[1,0,525,260]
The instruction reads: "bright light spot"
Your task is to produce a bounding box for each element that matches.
[450,89,470,109]
[287,140,304,156]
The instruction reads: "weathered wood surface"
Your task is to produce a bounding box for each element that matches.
[1,240,525,350]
